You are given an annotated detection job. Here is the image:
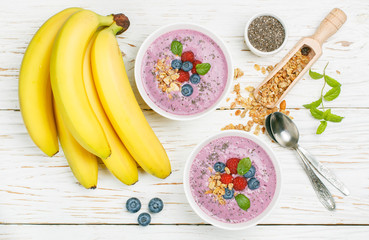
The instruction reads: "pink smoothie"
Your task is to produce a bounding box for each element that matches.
[141,29,228,115]
[189,136,277,224]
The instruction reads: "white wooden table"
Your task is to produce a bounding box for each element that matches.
[1,0,369,239]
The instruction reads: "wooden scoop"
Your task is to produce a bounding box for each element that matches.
[254,8,347,108]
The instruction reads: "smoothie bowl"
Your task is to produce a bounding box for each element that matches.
[135,23,233,120]
[183,131,281,230]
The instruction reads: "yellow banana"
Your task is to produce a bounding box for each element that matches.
[19,8,81,156]
[54,99,98,189]
[83,30,138,185]
[91,22,171,179]
[50,10,114,159]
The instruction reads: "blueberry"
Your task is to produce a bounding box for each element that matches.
[248,177,260,190]
[148,197,164,213]
[181,84,193,97]
[181,61,193,71]
[171,59,182,69]
[213,162,226,173]
[126,197,141,213]
[243,166,256,178]
[137,212,151,226]
[190,74,201,84]
[223,188,235,199]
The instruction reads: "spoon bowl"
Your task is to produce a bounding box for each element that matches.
[270,112,300,148]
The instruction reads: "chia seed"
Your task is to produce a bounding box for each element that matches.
[248,16,285,52]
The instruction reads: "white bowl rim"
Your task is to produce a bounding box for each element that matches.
[244,12,288,57]
[183,130,282,230]
[134,23,234,121]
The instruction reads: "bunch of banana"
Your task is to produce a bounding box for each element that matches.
[19,8,171,189]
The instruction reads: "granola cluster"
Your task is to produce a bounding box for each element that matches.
[154,57,181,99]
[256,50,310,107]
[205,167,234,205]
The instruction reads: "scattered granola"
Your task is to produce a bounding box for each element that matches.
[234,68,244,79]
[221,83,291,134]
[254,64,260,71]
[153,57,181,95]
[254,64,274,74]
[266,65,274,73]
[222,61,295,135]
[255,48,311,107]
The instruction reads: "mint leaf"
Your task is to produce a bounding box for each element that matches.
[171,40,182,56]
[237,157,252,176]
[317,121,327,134]
[325,112,344,122]
[196,63,211,75]
[324,86,341,101]
[235,194,250,211]
[309,69,323,79]
[303,98,322,109]
[310,108,324,119]
[324,75,341,87]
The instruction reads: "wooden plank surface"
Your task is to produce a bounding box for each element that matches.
[1,225,369,240]
[0,0,369,237]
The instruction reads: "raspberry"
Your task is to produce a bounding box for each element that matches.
[233,176,247,191]
[226,158,240,175]
[181,51,194,63]
[220,174,233,184]
[177,70,190,82]
[191,60,202,74]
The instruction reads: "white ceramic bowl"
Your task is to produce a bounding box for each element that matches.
[244,13,288,57]
[135,23,233,121]
[183,130,282,230]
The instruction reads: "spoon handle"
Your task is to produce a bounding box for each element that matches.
[295,148,336,211]
[297,145,350,196]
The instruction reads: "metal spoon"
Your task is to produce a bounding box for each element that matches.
[266,112,336,211]
[269,112,349,195]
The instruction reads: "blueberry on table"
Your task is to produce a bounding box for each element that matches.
[223,188,235,200]
[171,59,182,69]
[137,212,151,226]
[148,197,164,213]
[213,162,226,173]
[243,166,256,178]
[126,197,141,213]
[190,73,201,84]
[181,84,193,97]
[248,177,260,190]
[181,61,193,71]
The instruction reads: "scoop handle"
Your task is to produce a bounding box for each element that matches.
[311,8,347,45]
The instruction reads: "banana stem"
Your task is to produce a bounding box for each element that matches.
[109,22,123,35]
[98,15,115,27]
[113,13,130,35]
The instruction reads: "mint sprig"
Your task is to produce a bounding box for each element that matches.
[304,63,344,134]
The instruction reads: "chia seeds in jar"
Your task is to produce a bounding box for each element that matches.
[248,15,286,52]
